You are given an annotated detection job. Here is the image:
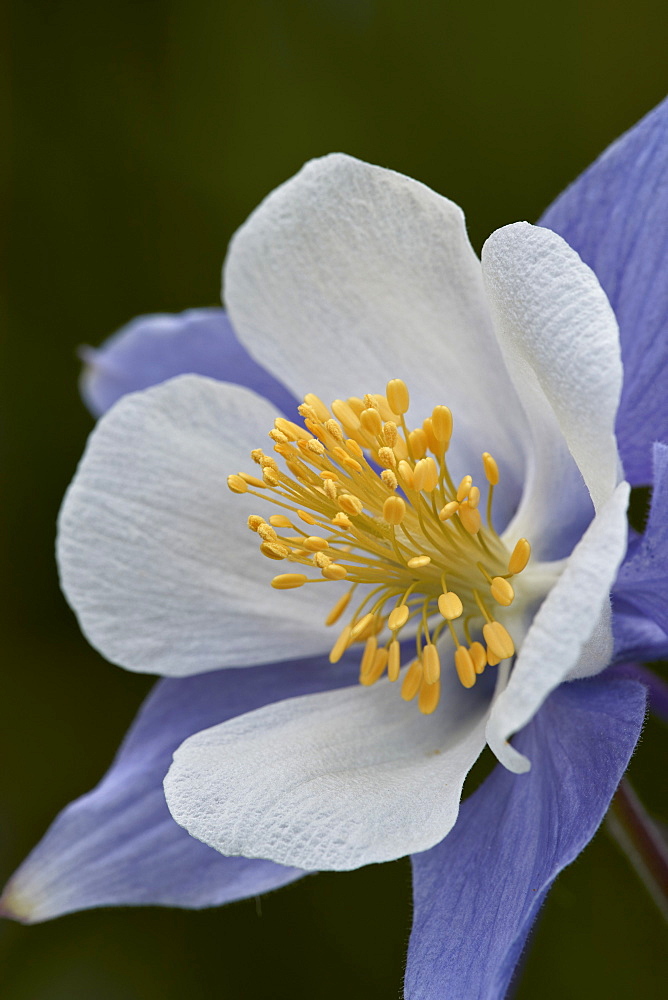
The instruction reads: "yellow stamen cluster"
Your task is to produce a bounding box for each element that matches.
[228,380,531,714]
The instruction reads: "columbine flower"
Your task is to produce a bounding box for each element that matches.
[4,99,668,997]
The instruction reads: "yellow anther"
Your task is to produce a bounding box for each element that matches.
[251,448,265,464]
[397,460,415,489]
[304,393,330,421]
[247,515,265,532]
[331,399,360,429]
[401,660,423,701]
[381,470,398,491]
[388,641,401,681]
[483,621,515,660]
[482,452,499,486]
[383,495,406,525]
[325,418,344,441]
[338,494,364,516]
[382,421,398,447]
[490,576,514,606]
[329,624,352,663]
[263,467,280,487]
[312,551,332,569]
[422,417,446,457]
[422,644,441,685]
[418,679,441,714]
[508,538,531,575]
[275,418,310,441]
[331,512,352,529]
[458,502,482,534]
[386,378,410,415]
[407,555,431,569]
[363,393,379,410]
[361,646,389,686]
[227,474,248,494]
[297,510,317,525]
[393,435,408,460]
[322,563,348,580]
[347,396,365,416]
[439,501,459,521]
[346,439,364,459]
[388,605,410,630]
[268,429,289,444]
[359,635,378,679]
[374,394,398,421]
[342,457,363,474]
[257,523,278,541]
[454,647,476,688]
[438,592,463,620]
[413,457,438,492]
[260,541,290,560]
[271,573,308,589]
[456,475,473,502]
[431,405,453,444]
[260,454,279,470]
[350,612,375,641]
[323,479,338,500]
[267,514,292,528]
[332,446,349,464]
[408,428,428,459]
[325,590,352,626]
[486,647,501,667]
[320,470,338,480]
[360,407,383,436]
[239,473,267,488]
[303,536,329,552]
[306,438,325,455]
[377,446,397,469]
[468,485,481,509]
[298,403,318,422]
[469,641,487,674]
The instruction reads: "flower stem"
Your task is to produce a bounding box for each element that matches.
[606,778,668,921]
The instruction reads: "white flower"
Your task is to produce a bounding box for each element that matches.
[57,154,628,872]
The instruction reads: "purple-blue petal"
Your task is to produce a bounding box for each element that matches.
[80,307,297,418]
[405,675,646,1000]
[539,98,668,486]
[615,442,668,634]
[0,652,358,923]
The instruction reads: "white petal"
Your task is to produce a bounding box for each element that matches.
[57,376,337,676]
[164,661,492,870]
[486,481,629,772]
[224,154,528,511]
[482,224,622,544]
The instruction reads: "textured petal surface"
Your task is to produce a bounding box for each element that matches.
[539,98,668,485]
[80,308,296,418]
[482,223,622,556]
[224,153,527,524]
[165,655,495,871]
[58,376,336,676]
[0,653,359,923]
[406,675,646,1000]
[615,442,668,633]
[487,482,629,772]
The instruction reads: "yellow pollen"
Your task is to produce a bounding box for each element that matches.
[508,538,531,575]
[271,573,308,589]
[233,379,529,713]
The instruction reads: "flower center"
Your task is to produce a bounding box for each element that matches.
[228,379,531,715]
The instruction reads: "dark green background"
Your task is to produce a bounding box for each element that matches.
[2,1,667,997]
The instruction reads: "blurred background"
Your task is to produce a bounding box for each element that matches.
[2,1,667,996]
